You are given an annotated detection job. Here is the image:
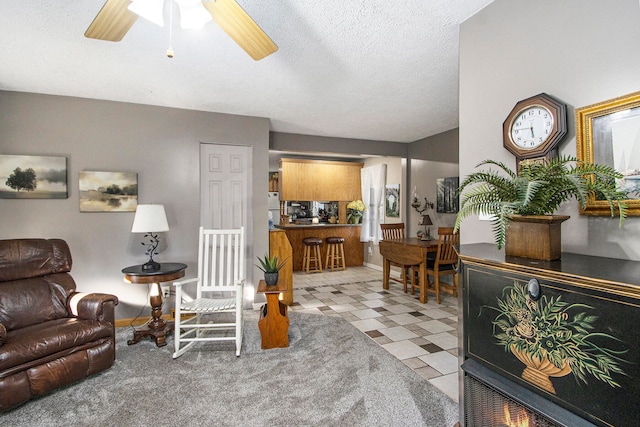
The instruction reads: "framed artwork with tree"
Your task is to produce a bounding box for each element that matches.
[0,154,68,199]
[79,171,138,212]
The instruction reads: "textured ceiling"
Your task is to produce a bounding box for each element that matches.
[0,0,493,143]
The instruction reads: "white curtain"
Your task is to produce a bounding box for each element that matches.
[360,164,387,244]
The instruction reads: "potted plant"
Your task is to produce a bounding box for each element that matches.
[347,200,365,224]
[454,156,628,260]
[256,254,289,286]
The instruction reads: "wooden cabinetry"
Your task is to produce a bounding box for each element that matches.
[277,224,363,271]
[269,229,293,305]
[278,158,363,201]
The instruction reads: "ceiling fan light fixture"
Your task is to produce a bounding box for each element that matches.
[128,0,165,27]
[175,0,212,30]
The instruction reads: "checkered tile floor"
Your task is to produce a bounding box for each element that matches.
[288,266,460,403]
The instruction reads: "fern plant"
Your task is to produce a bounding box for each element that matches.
[454,156,628,249]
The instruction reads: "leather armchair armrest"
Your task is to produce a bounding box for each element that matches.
[68,292,119,325]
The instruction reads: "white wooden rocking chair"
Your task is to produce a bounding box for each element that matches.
[173,226,245,358]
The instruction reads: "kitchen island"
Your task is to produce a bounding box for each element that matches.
[274,224,363,271]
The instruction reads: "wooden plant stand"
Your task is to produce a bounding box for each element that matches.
[257,280,290,349]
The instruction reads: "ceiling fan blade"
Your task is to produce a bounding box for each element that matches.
[202,0,278,61]
[85,0,138,42]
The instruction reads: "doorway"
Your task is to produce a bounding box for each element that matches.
[200,143,253,302]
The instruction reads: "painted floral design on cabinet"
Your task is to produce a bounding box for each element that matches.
[487,281,629,394]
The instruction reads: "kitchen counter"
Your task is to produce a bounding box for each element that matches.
[275,224,363,271]
[275,223,360,229]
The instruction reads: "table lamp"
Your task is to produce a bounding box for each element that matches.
[131,204,169,271]
[419,214,433,241]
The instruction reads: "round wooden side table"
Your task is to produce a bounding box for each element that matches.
[122,262,187,347]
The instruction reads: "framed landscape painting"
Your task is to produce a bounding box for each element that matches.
[437,176,459,213]
[385,184,400,217]
[79,171,138,212]
[0,154,68,199]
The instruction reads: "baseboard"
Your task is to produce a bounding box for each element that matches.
[114,314,173,328]
[364,262,402,280]
[114,309,195,328]
[364,262,382,272]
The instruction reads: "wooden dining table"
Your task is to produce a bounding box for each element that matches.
[379,238,439,303]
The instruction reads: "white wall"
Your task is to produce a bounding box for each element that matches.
[459,0,640,260]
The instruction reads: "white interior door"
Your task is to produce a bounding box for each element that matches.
[200,143,253,301]
[200,143,251,229]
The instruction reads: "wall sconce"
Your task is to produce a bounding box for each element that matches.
[410,186,434,215]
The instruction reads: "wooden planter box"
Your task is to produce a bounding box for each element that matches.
[504,215,570,261]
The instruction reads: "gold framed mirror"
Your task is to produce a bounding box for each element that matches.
[576,91,640,216]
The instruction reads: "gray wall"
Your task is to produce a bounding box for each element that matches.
[459,0,640,260]
[408,129,459,236]
[0,91,271,319]
[409,128,459,163]
[271,132,408,157]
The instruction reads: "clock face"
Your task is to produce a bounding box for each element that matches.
[502,93,567,163]
[509,105,554,149]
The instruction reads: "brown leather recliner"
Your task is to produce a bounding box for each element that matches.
[0,238,119,412]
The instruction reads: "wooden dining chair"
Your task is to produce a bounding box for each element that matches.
[380,223,418,293]
[426,227,460,304]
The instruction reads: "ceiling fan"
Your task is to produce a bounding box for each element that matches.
[84,0,278,60]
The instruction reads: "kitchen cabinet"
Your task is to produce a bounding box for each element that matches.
[278,158,363,201]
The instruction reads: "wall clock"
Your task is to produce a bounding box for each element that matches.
[503,93,567,169]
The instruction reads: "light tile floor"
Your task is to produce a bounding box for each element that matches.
[289,266,460,403]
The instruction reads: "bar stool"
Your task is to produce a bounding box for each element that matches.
[302,237,323,273]
[325,236,346,271]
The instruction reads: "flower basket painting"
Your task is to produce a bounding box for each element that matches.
[0,154,68,199]
[488,281,628,395]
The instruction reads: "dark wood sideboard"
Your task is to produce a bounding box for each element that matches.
[457,244,640,427]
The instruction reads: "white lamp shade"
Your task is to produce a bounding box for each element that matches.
[131,204,169,233]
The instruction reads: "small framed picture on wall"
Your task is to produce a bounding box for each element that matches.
[437,177,459,213]
[385,184,400,217]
